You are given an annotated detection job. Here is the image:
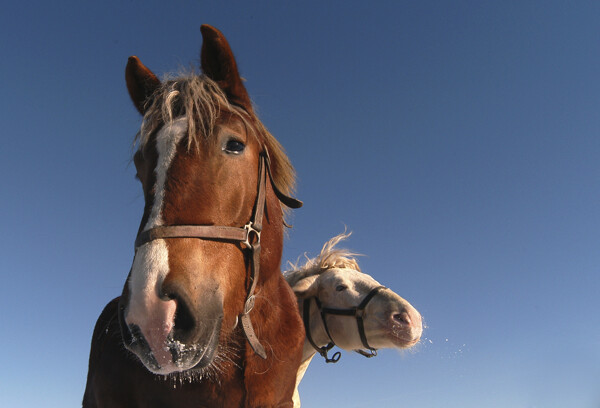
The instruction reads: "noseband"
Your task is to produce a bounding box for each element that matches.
[304,285,387,363]
[134,151,302,359]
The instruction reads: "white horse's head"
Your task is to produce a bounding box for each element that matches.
[286,232,422,357]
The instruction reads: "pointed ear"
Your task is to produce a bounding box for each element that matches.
[290,275,320,299]
[125,56,161,115]
[200,24,252,112]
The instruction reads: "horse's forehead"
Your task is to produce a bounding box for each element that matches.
[156,117,188,150]
[138,117,186,162]
[218,113,247,133]
[322,268,379,287]
[142,112,251,156]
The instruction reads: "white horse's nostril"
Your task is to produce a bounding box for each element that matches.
[393,311,411,326]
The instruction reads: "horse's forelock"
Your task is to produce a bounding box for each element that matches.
[285,232,362,286]
[134,72,296,203]
[136,73,231,150]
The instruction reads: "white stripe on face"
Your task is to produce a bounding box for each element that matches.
[146,116,188,230]
[126,117,187,336]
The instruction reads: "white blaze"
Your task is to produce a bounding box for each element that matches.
[146,116,188,230]
[126,117,187,337]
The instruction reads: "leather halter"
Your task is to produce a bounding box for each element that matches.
[303,285,387,363]
[134,151,302,359]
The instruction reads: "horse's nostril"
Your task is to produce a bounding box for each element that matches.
[393,311,411,326]
[173,297,195,336]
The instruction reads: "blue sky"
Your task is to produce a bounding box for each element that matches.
[1,1,599,407]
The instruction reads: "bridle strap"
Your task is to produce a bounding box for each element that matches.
[354,286,385,356]
[133,152,299,359]
[135,225,247,248]
[309,285,387,361]
[303,298,340,363]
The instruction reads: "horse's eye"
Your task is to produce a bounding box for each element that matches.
[335,284,347,292]
[224,139,245,154]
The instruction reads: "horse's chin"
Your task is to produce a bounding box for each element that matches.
[124,319,222,376]
[384,322,422,350]
[154,326,221,375]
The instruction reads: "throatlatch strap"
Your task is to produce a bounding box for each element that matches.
[239,155,267,359]
[239,240,266,358]
[303,298,340,363]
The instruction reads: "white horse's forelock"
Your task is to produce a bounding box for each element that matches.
[284,231,362,287]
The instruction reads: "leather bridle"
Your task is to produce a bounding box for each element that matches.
[303,285,387,363]
[134,151,302,359]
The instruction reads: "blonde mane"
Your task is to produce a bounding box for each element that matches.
[134,71,296,199]
[285,232,362,287]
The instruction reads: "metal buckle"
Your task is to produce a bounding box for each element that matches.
[242,222,261,249]
[355,348,378,358]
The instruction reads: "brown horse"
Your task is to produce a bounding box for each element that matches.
[83,25,305,407]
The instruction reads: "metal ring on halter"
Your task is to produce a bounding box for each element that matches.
[325,350,341,364]
[315,341,341,364]
[242,221,261,249]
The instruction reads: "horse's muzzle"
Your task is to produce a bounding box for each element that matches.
[117,297,222,375]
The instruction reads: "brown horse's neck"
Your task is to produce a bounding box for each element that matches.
[257,179,285,277]
[242,274,304,407]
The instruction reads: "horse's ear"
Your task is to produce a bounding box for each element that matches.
[289,275,319,299]
[126,56,161,115]
[200,24,253,112]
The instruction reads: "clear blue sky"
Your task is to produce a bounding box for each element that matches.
[1,1,599,407]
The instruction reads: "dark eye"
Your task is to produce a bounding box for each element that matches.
[224,139,245,154]
[335,284,347,292]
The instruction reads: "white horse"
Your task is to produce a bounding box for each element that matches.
[284,232,423,407]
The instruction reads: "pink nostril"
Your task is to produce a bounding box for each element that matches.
[393,311,411,326]
[125,297,177,368]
